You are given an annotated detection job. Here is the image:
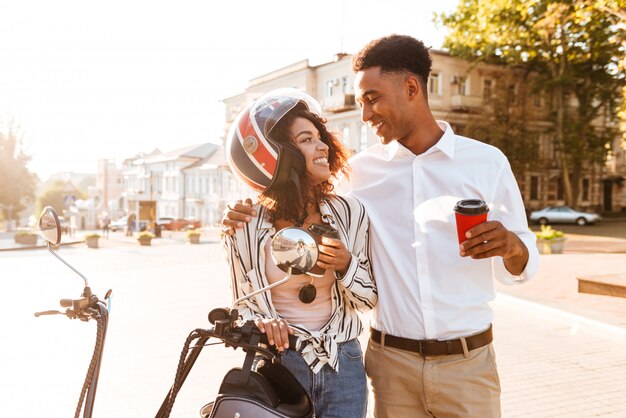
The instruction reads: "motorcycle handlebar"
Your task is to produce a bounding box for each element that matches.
[34,310,63,317]
[208,322,298,351]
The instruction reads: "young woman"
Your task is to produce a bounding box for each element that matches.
[223,88,376,417]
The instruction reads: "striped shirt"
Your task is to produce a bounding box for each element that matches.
[223,194,377,373]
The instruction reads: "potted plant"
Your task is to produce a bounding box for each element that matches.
[186,228,201,244]
[137,231,155,246]
[85,233,101,249]
[535,225,565,254]
[14,230,38,245]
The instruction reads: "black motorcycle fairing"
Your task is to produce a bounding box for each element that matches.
[257,361,313,417]
[218,367,281,408]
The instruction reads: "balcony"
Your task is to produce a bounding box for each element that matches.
[450,95,483,112]
[322,94,356,113]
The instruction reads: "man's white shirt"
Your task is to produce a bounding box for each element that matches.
[343,121,539,340]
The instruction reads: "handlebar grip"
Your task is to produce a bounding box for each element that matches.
[60,299,73,308]
[258,333,299,350]
[34,310,62,317]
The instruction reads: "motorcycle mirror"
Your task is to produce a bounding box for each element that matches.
[270,227,318,275]
[38,206,61,247]
[38,206,90,287]
[231,227,319,310]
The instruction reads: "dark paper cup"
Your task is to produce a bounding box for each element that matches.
[454,199,488,244]
[307,224,340,277]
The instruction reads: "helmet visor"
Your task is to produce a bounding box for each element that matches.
[250,88,322,137]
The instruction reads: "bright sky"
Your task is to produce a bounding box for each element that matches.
[0,0,458,180]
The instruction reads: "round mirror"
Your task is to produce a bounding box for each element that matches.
[38,206,61,246]
[271,227,318,275]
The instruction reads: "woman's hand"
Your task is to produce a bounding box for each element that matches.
[317,237,352,276]
[254,318,294,352]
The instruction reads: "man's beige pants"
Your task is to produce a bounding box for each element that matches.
[365,339,501,418]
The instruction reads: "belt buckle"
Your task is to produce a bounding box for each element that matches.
[417,339,436,356]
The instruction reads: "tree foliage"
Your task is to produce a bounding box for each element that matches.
[36,180,87,217]
[36,181,67,216]
[438,0,625,207]
[0,122,37,220]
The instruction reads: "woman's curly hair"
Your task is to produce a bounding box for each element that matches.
[258,104,350,224]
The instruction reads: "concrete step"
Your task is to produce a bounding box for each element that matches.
[577,274,626,298]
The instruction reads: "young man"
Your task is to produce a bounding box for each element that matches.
[224,35,538,417]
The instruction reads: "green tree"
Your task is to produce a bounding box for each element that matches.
[594,0,626,153]
[37,180,86,216]
[37,181,67,215]
[0,122,37,222]
[439,0,624,207]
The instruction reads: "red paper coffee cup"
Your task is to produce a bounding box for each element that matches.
[454,199,488,244]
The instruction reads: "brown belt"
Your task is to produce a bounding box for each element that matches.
[370,325,493,356]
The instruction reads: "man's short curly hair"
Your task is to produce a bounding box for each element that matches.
[352,34,432,87]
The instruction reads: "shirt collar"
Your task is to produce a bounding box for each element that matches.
[434,121,456,160]
[384,120,456,161]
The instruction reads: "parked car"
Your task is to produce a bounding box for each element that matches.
[109,216,128,232]
[166,218,201,231]
[155,217,174,228]
[529,206,601,226]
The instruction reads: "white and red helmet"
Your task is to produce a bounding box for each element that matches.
[226,88,323,193]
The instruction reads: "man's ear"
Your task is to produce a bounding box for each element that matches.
[406,75,421,99]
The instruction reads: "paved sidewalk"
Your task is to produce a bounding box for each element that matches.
[0,227,222,252]
[492,294,626,418]
[496,239,626,330]
[3,232,626,417]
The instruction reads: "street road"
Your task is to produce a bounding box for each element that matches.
[529,218,626,240]
[1,239,238,418]
[2,236,625,417]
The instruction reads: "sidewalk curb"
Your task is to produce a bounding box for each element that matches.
[0,240,84,252]
[496,292,626,336]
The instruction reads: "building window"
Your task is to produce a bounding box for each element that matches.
[360,125,368,151]
[429,73,441,96]
[454,76,468,96]
[582,178,590,201]
[342,126,350,147]
[326,79,335,97]
[341,76,349,93]
[532,92,542,108]
[530,176,539,200]
[508,84,517,105]
[483,79,493,100]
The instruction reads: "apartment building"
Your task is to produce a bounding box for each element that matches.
[223,51,626,213]
[121,143,243,227]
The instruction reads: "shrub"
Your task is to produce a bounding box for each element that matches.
[186,228,201,237]
[535,225,564,241]
[15,230,37,237]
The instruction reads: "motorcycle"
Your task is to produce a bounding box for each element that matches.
[34,206,112,418]
[35,207,317,417]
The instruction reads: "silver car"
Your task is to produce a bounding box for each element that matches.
[529,206,601,226]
